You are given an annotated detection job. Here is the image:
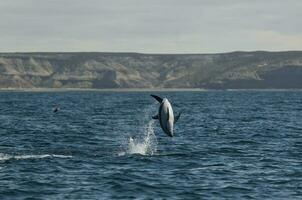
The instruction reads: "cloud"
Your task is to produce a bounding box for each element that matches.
[0,0,301,53]
[255,31,302,50]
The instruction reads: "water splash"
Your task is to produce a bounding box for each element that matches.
[118,102,158,156]
[127,120,157,155]
[119,120,157,156]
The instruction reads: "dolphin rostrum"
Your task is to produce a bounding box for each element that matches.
[151,94,181,137]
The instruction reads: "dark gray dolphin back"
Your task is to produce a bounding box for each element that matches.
[158,103,167,135]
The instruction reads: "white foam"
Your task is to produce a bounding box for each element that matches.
[118,103,158,156]
[124,120,157,156]
[0,153,11,161]
[0,153,72,161]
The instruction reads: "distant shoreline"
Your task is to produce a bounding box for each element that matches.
[1,51,302,90]
[0,88,207,92]
[1,88,302,92]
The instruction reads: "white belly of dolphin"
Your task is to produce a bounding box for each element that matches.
[159,99,174,137]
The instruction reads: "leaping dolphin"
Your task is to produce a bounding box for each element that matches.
[151,95,181,137]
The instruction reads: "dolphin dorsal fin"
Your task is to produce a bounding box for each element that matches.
[152,114,159,119]
[151,94,163,103]
[174,112,181,124]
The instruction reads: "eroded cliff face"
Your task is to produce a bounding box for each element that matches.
[0,51,302,89]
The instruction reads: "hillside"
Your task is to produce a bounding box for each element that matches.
[0,51,302,89]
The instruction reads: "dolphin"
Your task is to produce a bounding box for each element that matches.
[53,106,60,113]
[151,94,181,137]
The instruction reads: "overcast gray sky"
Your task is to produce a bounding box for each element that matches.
[0,0,301,53]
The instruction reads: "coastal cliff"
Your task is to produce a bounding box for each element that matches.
[1,51,302,89]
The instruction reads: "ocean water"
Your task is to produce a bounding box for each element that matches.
[0,90,301,199]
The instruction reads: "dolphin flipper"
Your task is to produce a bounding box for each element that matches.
[151,94,163,103]
[152,114,159,119]
[174,112,181,124]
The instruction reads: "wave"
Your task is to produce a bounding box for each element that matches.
[0,153,72,161]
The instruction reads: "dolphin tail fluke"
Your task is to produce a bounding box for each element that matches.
[151,94,163,103]
[174,112,181,124]
[152,114,159,120]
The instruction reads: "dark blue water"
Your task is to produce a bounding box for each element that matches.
[0,91,301,199]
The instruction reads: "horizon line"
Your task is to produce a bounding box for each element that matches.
[0,50,302,55]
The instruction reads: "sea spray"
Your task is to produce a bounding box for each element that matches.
[117,102,158,156]
[127,120,157,155]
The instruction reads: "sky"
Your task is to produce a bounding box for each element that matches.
[0,0,301,53]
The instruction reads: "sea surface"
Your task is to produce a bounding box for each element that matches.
[0,90,301,199]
